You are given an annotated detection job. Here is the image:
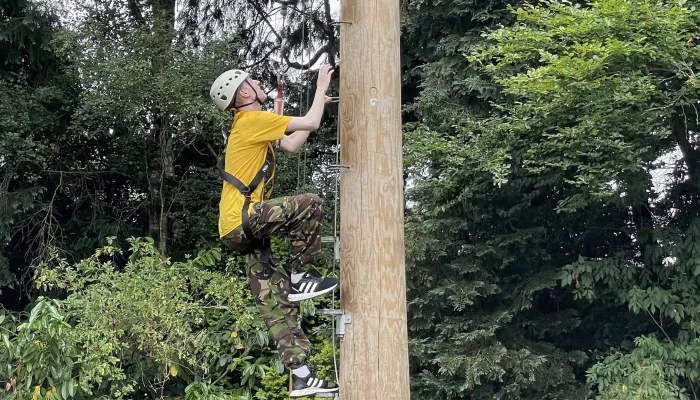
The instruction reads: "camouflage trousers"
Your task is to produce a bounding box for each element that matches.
[222,193,324,368]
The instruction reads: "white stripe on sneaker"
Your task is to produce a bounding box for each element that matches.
[300,282,309,293]
[288,283,338,302]
[309,282,318,293]
[290,387,338,397]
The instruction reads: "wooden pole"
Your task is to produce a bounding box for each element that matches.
[338,0,409,395]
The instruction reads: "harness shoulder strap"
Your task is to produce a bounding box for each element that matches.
[217,145,276,240]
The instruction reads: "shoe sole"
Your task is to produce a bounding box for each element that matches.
[288,284,338,302]
[289,387,339,398]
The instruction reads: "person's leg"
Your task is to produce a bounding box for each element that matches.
[223,198,339,397]
[249,194,338,302]
[245,253,311,367]
[244,252,338,397]
[248,194,323,270]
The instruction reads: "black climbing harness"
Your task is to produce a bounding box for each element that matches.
[217,130,277,274]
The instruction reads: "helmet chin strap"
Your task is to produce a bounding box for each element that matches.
[232,81,267,110]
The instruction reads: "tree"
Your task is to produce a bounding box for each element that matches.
[402,0,591,398]
[403,0,700,398]
[471,0,700,396]
[0,0,78,303]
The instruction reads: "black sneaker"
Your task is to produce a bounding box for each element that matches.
[290,371,339,398]
[288,273,338,302]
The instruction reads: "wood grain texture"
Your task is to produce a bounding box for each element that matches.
[338,0,409,396]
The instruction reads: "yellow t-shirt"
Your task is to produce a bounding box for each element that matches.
[219,111,292,238]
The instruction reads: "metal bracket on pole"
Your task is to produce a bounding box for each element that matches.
[322,236,340,267]
[328,164,350,170]
[316,309,352,339]
[314,394,340,399]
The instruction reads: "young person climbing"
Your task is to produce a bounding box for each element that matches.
[210,64,340,398]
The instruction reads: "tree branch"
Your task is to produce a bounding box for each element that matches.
[285,44,330,70]
[322,0,338,66]
[241,0,334,71]
[246,0,282,42]
[42,169,137,179]
[690,380,698,400]
[672,109,700,189]
[323,0,332,29]
[243,47,278,70]
[646,309,673,342]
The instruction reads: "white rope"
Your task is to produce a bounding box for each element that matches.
[296,0,308,192]
[301,0,313,189]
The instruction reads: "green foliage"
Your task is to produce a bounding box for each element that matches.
[404,0,591,398]
[589,336,694,400]
[404,0,700,398]
[255,367,289,400]
[561,219,700,397]
[0,237,278,398]
[468,0,700,396]
[0,0,76,291]
[0,298,81,399]
[0,0,60,81]
[469,0,700,210]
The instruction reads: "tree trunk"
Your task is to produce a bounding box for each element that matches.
[141,0,177,255]
[672,109,700,195]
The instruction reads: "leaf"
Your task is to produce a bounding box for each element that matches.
[170,365,178,377]
[61,380,69,399]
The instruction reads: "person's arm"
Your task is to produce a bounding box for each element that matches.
[279,130,310,153]
[286,64,334,133]
[280,95,334,152]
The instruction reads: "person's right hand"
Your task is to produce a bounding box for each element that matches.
[317,64,334,91]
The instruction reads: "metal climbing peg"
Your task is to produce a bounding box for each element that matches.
[316,309,352,339]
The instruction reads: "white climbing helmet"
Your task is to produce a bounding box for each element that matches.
[210,69,249,111]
